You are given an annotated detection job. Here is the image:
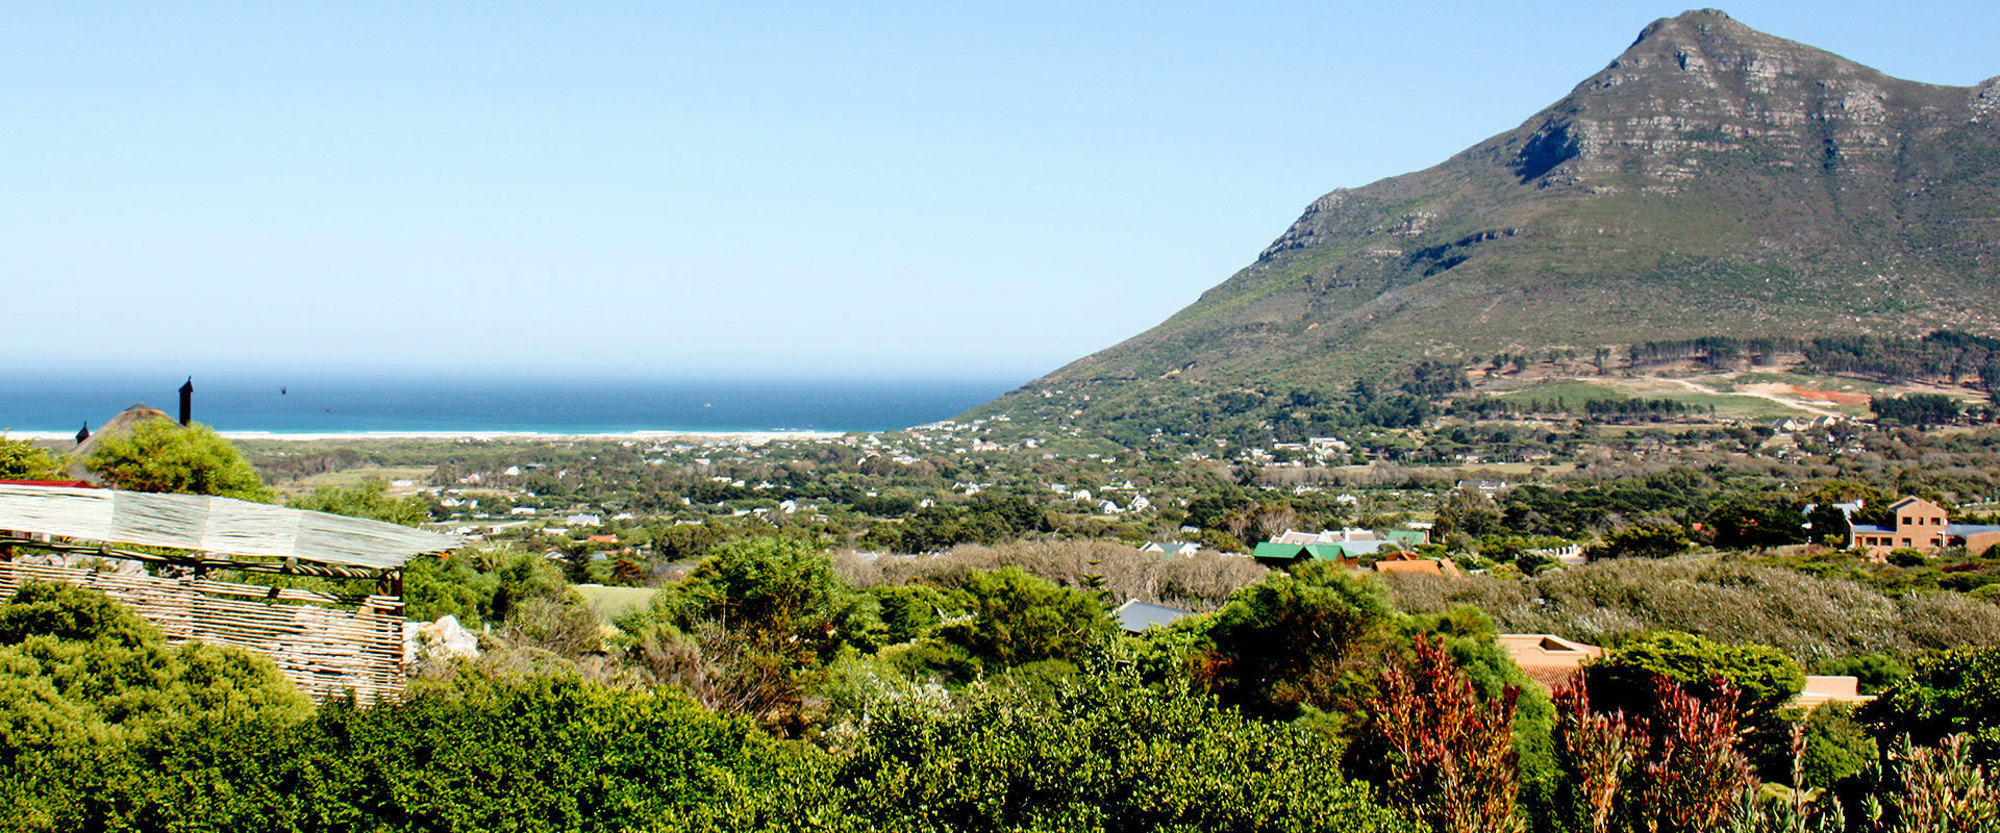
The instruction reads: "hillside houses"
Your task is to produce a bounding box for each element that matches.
[1848,496,2000,558]
[1251,527,1454,575]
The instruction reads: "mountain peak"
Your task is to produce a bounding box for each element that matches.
[981,13,2000,427]
[1606,8,1845,84]
[1631,8,1739,47]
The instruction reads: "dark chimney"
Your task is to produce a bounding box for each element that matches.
[178,377,194,426]
[76,422,90,444]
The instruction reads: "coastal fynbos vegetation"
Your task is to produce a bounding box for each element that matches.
[10,543,2000,832]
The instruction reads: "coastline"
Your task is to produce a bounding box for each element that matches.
[7,428,854,444]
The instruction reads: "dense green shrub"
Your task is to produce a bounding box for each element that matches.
[934,566,1114,668]
[836,666,1414,833]
[1584,631,1805,727]
[1195,560,1398,720]
[617,537,881,729]
[0,582,312,830]
[0,433,63,480]
[1796,702,1875,789]
[1862,645,2000,766]
[11,671,842,833]
[84,418,274,501]
[0,580,160,647]
[867,583,966,644]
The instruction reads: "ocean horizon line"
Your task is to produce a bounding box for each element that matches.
[1,375,1011,438]
[6,427,858,444]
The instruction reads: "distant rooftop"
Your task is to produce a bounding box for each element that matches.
[1114,599,1194,633]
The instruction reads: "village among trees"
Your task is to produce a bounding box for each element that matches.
[6,366,2000,831]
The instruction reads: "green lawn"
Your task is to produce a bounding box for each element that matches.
[1649,390,1804,420]
[1493,380,1630,402]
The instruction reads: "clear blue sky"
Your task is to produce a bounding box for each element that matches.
[5,2,1994,381]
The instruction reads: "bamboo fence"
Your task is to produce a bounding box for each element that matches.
[0,560,406,704]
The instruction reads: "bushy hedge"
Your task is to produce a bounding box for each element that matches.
[837,667,1413,833]
[2,582,1410,833]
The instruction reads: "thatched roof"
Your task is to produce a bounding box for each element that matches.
[0,484,460,571]
[67,403,175,482]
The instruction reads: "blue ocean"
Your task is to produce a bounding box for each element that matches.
[0,373,1024,436]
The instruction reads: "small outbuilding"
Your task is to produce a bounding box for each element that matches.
[0,483,462,703]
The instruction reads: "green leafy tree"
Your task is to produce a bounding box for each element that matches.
[83,419,273,501]
[1704,494,1808,549]
[0,434,63,480]
[1871,393,1963,427]
[1434,487,1506,540]
[618,537,879,728]
[868,583,966,645]
[1196,560,1399,719]
[1588,522,1692,561]
[1861,645,2000,765]
[402,552,502,625]
[935,566,1114,668]
[1583,631,1804,763]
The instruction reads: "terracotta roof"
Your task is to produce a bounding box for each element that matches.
[1790,676,1875,710]
[1373,558,1445,576]
[1498,634,1603,693]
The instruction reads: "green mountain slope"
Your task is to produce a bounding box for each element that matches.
[970,9,2000,432]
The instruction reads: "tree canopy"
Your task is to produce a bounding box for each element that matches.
[1196,561,1399,719]
[83,419,273,501]
[0,435,63,481]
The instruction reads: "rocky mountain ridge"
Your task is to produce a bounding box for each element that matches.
[971,10,2000,430]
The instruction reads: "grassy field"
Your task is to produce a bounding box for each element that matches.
[574,584,659,622]
[1492,380,1630,402]
[276,465,436,497]
[1487,376,1805,420]
[1645,390,1802,420]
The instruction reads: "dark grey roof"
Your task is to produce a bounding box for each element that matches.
[1114,599,1194,633]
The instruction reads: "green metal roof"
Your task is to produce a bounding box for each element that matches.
[1251,542,1304,559]
[1301,543,1350,559]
